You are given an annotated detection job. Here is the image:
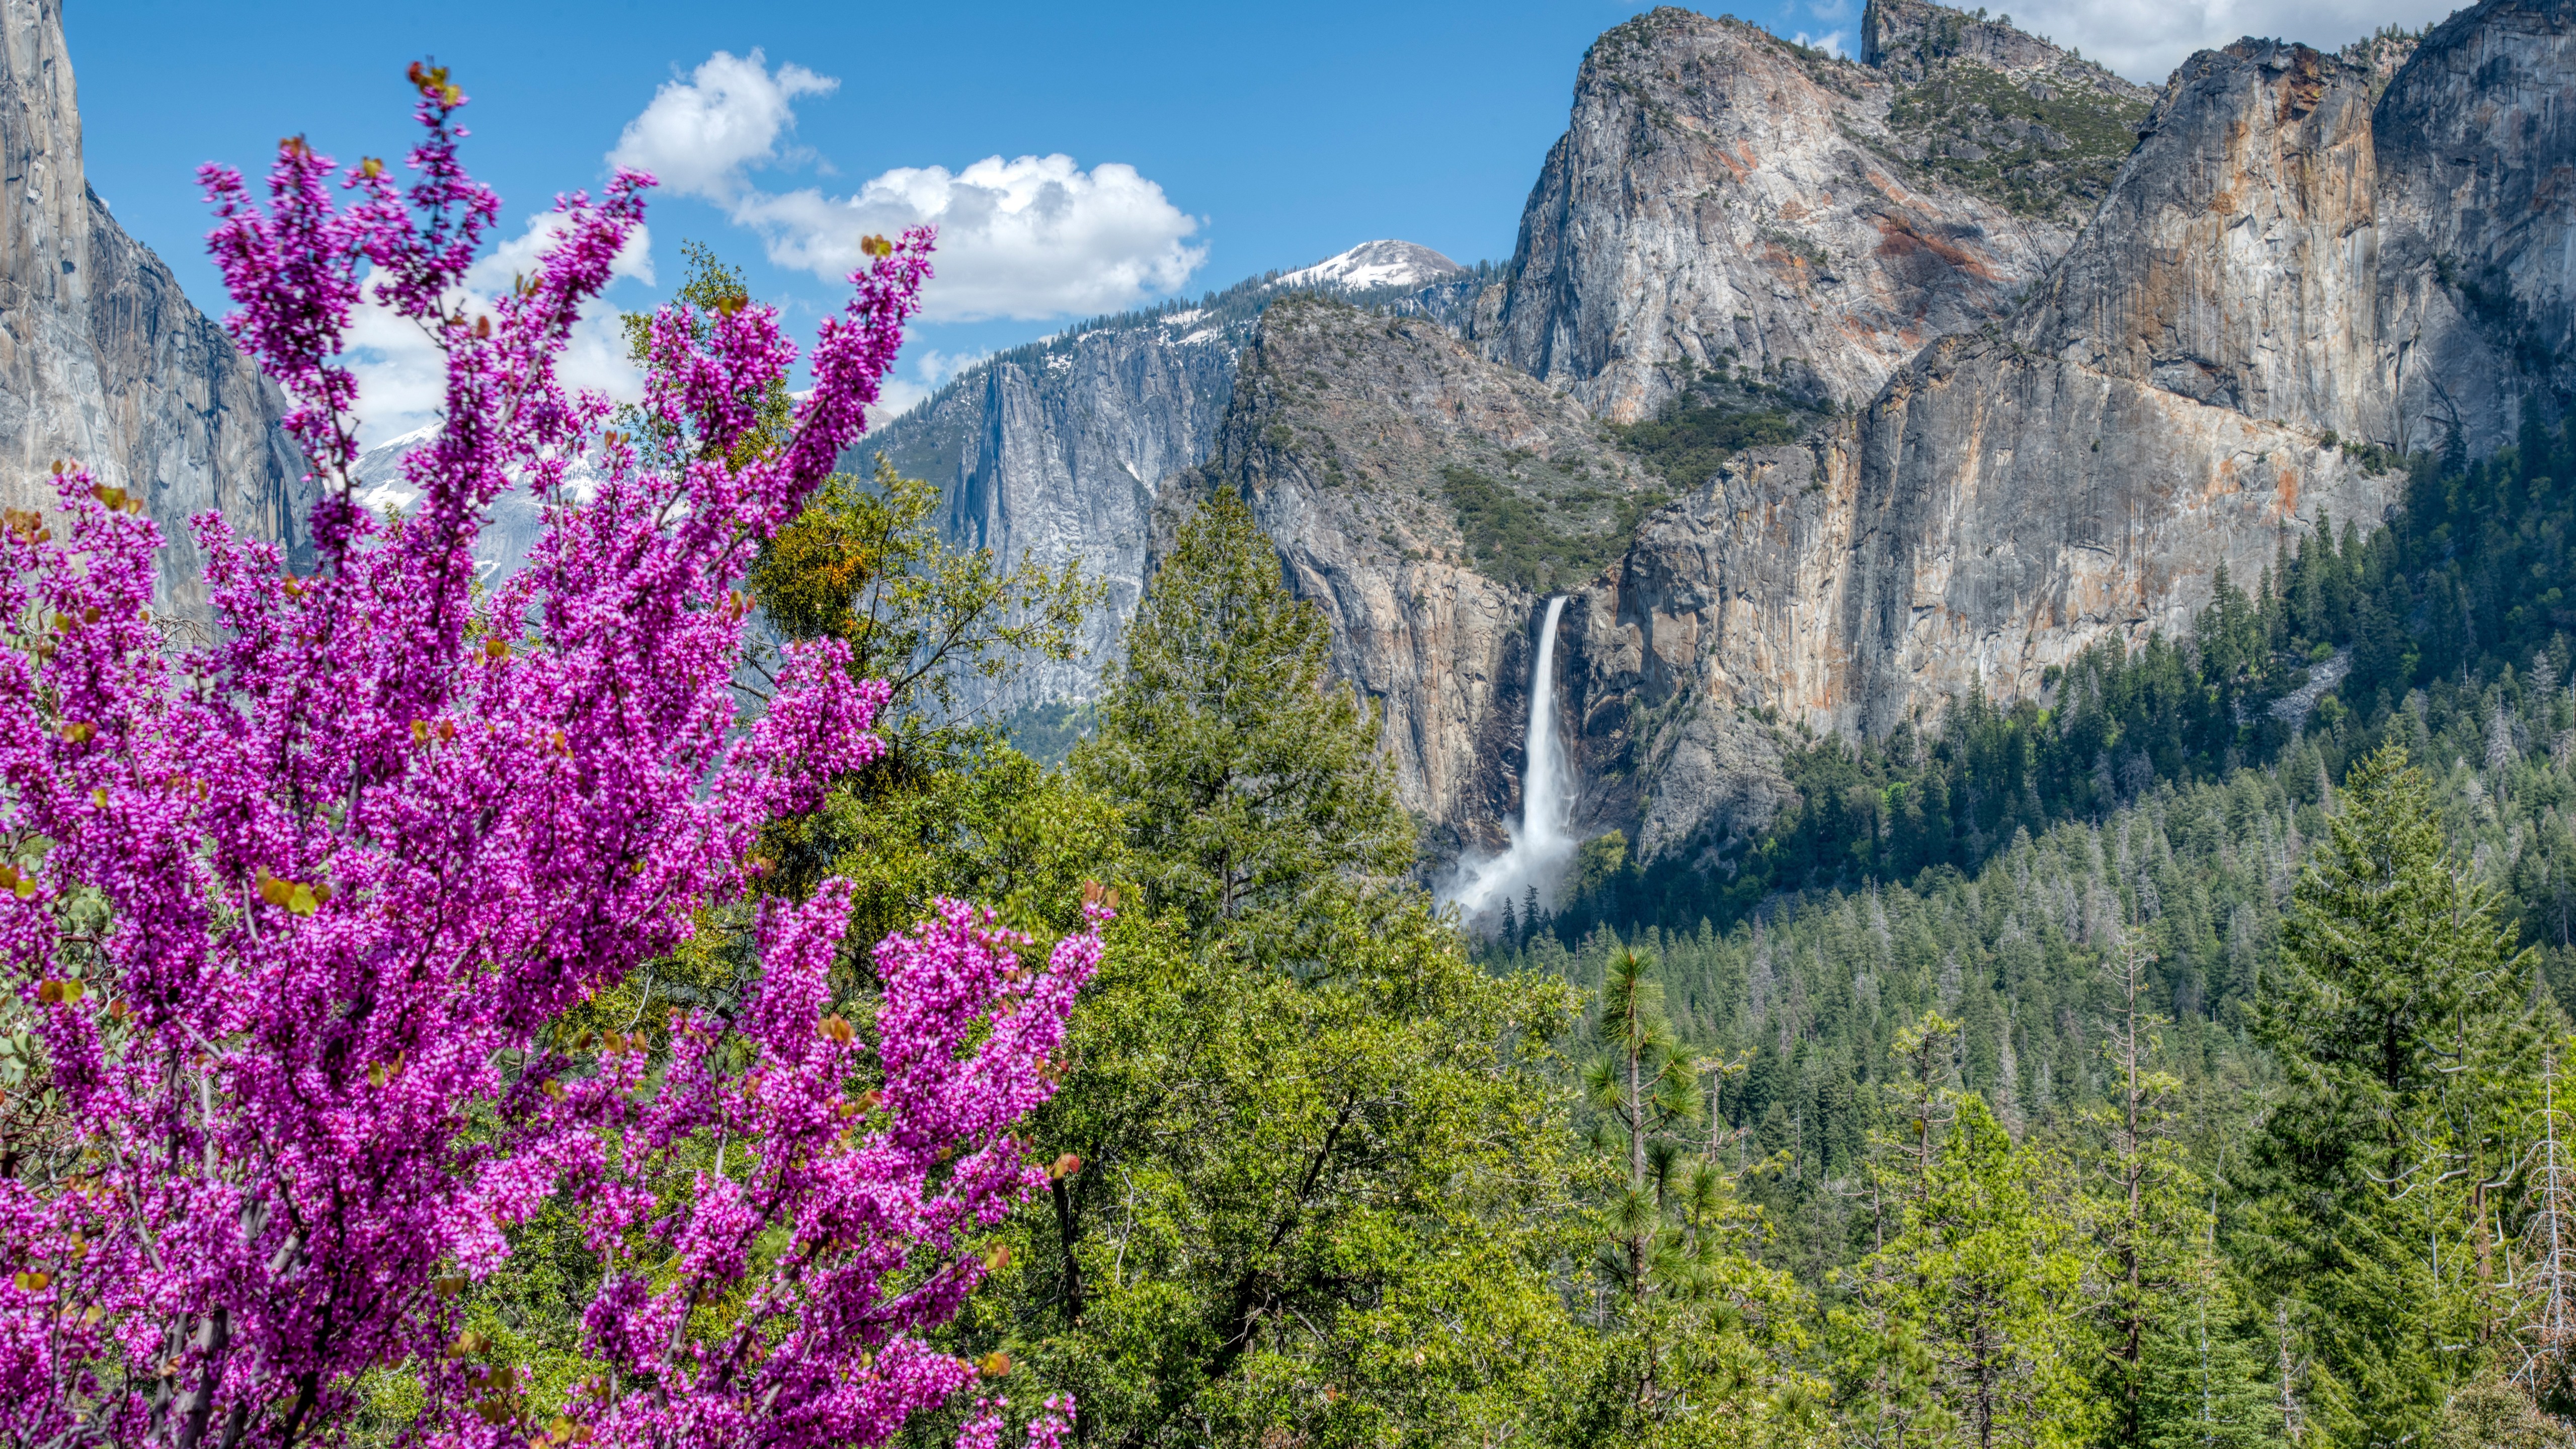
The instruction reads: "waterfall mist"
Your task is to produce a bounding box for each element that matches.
[1444,596,1577,923]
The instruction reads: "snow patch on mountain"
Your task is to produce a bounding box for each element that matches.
[1272,240,1465,294]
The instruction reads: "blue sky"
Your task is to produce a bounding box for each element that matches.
[71,0,2450,428]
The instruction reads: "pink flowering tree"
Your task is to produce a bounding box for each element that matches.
[0,64,1095,1449]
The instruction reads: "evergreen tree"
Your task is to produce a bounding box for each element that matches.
[2248,744,2546,1444]
[1838,1092,2095,1448]
[1586,948,1703,1305]
[2136,1272,2287,1449]
[938,495,1599,1449]
[2091,922,2206,1445]
[1565,949,1820,1447]
[1075,490,1411,965]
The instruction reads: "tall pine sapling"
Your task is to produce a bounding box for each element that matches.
[2090,917,2201,1444]
[0,67,1098,1449]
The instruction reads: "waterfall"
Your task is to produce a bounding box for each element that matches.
[1446,596,1578,919]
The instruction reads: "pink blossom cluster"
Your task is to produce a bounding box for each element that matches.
[0,64,1091,1449]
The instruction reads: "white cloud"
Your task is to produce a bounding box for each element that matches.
[1992,0,2458,85]
[610,50,1205,321]
[736,157,1206,320]
[1795,29,1849,57]
[608,49,835,203]
[876,345,991,417]
[346,214,655,446]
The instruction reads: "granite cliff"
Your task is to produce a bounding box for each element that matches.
[1203,294,1661,855]
[1548,10,2565,871]
[2374,0,2576,454]
[1,0,308,611]
[1467,6,2145,423]
[862,307,1246,717]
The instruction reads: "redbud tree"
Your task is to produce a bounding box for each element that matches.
[0,65,1096,1449]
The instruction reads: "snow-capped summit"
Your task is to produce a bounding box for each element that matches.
[1272,240,1466,294]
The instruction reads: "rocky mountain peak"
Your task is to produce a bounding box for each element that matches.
[1475,4,2068,420]
[1272,240,1464,294]
[2339,27,2424,97]
[1863,0,2155,229]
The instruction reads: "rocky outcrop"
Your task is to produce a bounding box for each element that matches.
[878,1,2576,890]
[1211,294,1661,853]
[1472,8,2080,422]
[2016,41,2389,442]
[1867,0,2157,229]
[2374,0,2576,455]
[1862,0,2144,90]
[1,0,308,611]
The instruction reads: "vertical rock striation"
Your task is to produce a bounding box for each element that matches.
[868,0,2576,893]
[865,315,1242,715]
[1564,37,2409,861]
[2016,41,2389,442]
[2374,0,2576,454]
[0,0,308,610]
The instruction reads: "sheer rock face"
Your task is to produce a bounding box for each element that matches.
[1211,296,1660,856]
[2374,0,2576,455]
[2015,41,2390,442]
[1,0,308,611]
[877,1,2576,880]
[1472,7,2075,422]
[860,314,1243,715]
[854,250,1472,718]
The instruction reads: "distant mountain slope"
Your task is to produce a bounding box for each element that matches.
[1271,240,1464,293]
[1,0,310,611]
[851,244,1497,718]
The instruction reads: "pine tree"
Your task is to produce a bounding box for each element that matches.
[1586,948,1703,1309]
[2094,919,2205,1445]
[1074,489,1411,963]
[2136,1272,2288,1449]
[1568,948,1819,1446]
[2248,744,2545,1444]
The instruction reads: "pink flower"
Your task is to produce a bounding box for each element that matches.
[0,64,1090,1449]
